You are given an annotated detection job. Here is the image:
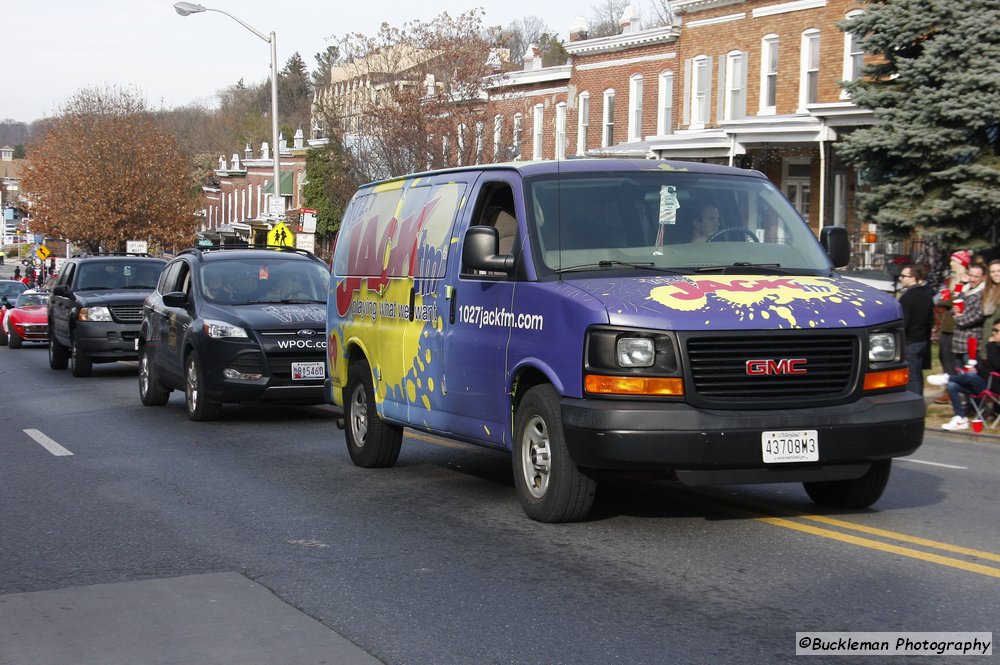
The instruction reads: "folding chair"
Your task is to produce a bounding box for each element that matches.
[968,372,1000,429]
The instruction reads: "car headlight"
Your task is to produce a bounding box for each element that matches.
[203,319,248,339]
[869,332,897,363]
[617,337,655,368]
[78,306,112,322]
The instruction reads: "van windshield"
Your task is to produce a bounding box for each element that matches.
[524,171,832,276]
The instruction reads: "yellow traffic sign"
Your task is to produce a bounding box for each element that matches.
[36,245,52,261]
[267,222,294,247]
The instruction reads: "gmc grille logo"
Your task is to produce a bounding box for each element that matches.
[745,358,808,375]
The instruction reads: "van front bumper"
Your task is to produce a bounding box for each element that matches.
[561,391,924,483]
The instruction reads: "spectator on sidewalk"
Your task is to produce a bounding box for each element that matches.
[942,323,1000,431]
[898,263,935,395]
[952,262,987,369]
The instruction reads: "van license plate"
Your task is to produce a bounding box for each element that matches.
[292,362,325,380]
[762,430,818,463]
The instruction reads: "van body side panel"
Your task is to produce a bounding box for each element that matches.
[328,175,469,424]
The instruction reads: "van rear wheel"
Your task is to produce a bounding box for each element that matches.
[803,459,892,509]
[345,359,402,468]
[513,385,597,522]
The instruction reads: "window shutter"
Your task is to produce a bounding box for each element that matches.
[717,55,726,124]
[738,52,749,120]
[704,56,713,125]
[682,59,691,126]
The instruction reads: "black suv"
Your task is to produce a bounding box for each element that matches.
[48,254,167,377]
[138,245,330,420]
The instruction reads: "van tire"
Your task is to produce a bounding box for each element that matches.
[49,330,68,369]
[513,385,597,522]
[345,359,402,468]
[803,459,891,509]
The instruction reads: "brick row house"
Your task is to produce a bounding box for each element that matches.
[485,0,885,266]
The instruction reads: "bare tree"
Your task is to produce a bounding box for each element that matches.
[588,0,629,38]
[21,87,198,253]
[501,16,553,65]
[315,10,501,181]
[645,0,677,28]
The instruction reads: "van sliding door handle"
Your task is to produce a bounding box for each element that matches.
[449,289,457,324]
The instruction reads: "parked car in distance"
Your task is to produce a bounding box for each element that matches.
[138,245,330,421]
[48,254,167,377]
[2,290,49,348]
[0,279,30,345]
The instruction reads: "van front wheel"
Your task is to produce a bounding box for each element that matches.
[345,360,402,468]
[513,385,597,522]
[803,459,891,509]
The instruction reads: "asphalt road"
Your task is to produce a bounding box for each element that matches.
[0,338,997,664]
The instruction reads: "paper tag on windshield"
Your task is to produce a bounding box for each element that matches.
[659,185,679,224]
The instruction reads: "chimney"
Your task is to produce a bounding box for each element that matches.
[294,128,304,149]
[278,131,286,151]
[244,143,253,160]
[569,17,589,42]
[231,153,241,170]
[522,43,543,71]
[424,73,436,96]
[261,141,270,160]
[620,5,642,33]
[218,155,227,171]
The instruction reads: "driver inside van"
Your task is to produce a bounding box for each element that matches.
[689,203,722,243]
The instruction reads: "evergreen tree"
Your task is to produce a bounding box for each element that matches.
[837,0,1000,247]
[303,134,358,240]
[312,45,341,89]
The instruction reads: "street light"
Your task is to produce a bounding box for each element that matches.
[173,2,283,219]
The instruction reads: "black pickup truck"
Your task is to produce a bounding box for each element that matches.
[48,255,166,377]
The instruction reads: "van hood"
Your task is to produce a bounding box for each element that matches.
[567,274,901,330]
[202,302,326,330]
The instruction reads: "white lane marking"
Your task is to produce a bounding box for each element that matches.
[898,457,966,470]
[22,429,74,456]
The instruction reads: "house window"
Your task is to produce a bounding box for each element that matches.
[691,56,711,127]
[442,134,450,167]
[657,71,673,135]
[602,89,615,147]
[760,35,779,114]
[493,115,503,161]
[474,121,484,165]
[628,75,644,141]
[783,159,812,218]
[512,113,523,160]
[532,104,544,160]
[555,103,567,159]
[842,10,865,98]
[800,29,820,108]
[577,92,590,155]
[724,51,747,121]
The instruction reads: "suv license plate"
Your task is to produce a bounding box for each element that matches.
[762,430,818,463]
[292,361,325,380]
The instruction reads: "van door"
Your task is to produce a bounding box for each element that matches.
[441,175,524,448]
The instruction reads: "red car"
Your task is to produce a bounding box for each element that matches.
[0,279,29,345]
[2,290,49,348]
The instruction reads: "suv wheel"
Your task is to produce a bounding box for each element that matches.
[71,333,93,377]
[139,344,170,406]
[49,329,69,369]
[185,350,222,421]
[345,359,402,468]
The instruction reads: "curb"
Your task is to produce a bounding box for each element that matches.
[926,427,1000,443]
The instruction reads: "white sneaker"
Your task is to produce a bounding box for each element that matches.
[942,415,969,431]
[927,373,950,386]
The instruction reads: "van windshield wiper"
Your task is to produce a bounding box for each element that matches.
[556,261,683,275]
[693,263,790,274]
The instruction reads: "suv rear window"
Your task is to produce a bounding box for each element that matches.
[75,260,164,291]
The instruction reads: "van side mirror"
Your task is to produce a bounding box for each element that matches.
[462,226,514,274]
[821,226,850,268]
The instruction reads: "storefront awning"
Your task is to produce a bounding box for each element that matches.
[262,171,294,196]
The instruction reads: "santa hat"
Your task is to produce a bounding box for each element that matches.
[950,250,971,268]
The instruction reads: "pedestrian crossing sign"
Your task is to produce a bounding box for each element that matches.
[267,222,294,247]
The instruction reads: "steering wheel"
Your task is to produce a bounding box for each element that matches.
[708,227,759,242]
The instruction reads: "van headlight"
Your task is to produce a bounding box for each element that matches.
[617,338,655,368]
[203,319,248,339]
[869,332,897,363]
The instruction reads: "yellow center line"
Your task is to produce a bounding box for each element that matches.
[755,515,1000,580]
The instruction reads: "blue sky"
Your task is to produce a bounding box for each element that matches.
[5,0,585,123]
